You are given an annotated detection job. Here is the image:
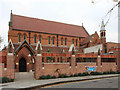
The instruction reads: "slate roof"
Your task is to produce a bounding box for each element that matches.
[11,14,89,37]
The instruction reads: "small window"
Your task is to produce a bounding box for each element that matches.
[72,39,74,44]
[76,39,78,46]
[111,47,114,49]
[42,57,44,62]
[48,36,50,44]
[39,36,41,43]
[24,34,26,40]
[101,32,103,37]
[61,38,63,45]
[15,64,17,69]
[34,35,37,43]
[57,58,59,62]
[65,38,67,46]
[67,58,69,62]
[53,58,55,62]
[53,37,55,45]
[18,34,21,42]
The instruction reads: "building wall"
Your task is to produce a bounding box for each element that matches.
[8,30,82,47]
[0,63,7,77]
[102,63,117,72]
[106,42,118,53]
[88,32,101,47]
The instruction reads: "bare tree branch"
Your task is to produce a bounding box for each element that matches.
[0,35,3,44]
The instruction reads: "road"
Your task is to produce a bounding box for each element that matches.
[41,77,119,88]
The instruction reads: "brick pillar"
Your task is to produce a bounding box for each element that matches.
[117,53,120,71]
[97,55,102,72]
[70,55,76,75]
[7,53,15,79]
[34,54,42,79]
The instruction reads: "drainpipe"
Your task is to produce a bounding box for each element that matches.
[29,32,31,44]
[57,34,58,47]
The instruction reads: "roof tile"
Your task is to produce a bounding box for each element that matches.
[12,14,89,37]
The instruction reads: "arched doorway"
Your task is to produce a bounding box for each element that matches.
[19,58,27,72]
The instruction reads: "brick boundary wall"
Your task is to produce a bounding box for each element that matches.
[0,52,118,80]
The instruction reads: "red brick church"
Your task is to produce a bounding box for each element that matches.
[0,12,119,79]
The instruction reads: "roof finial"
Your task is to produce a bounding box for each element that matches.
[82,23,83,26]
[100,19,105,30]
[11,10,12,14]
[10,10,12,22]
[9,10,12,27]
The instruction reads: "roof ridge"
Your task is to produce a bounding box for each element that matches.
[12,14,83,28]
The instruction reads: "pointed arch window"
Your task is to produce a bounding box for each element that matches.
[39,35,41,43]
[24,34,26,40]
[53,37,55,45]
[48,36,50,44]
[18,34,21,42]
[72,39,74,44]
[101,32,103,37]
[76,39,78,46]
[57,58,59,62]
[34,35,37,43]
[61,38,63,45]
[65,38,67,46]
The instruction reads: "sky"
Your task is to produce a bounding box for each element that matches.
[0,0,118,50]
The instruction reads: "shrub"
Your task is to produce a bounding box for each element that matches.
[82,72,90,76]
[74,74,78,77]
[46,75,51,79]
[116,70,120,74]
[78,73,82,76]
[51,76,56,79]
[69,74,73,77]
[2,77,10,83]
[103,72,110,74]
[40,75,46,79]
[0,77,2,83]
[90,72,103,75]
[10,79,14,82]
[59,74,67,78]
[109,71,116,74]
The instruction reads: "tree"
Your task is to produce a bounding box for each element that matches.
[0,35,3,44]
[0,36,3,50]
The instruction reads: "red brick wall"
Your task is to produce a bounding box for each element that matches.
[101,63,117,72]
[106,42,118,53]
[77,63,96,73]
[41,63,70,76]
[89,32,101,47]
[8,30,82,47]
[0,63,7,77]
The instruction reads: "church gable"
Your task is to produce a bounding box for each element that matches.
[89,32,101,46]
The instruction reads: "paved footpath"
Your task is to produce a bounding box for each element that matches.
[0,74,119,89]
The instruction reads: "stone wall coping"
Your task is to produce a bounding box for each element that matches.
[77,62,96,64]
[8,53,13,56]
[37,54,42,56]
[43,63,70,64]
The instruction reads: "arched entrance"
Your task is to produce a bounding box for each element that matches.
[19,58,27,72]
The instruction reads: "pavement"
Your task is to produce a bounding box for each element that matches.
[0,73,119,90]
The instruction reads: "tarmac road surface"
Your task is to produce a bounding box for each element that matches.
[41,77,119,88]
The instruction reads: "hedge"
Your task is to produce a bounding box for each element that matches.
[39,70,120,80]
[0,77,14,83]
[90,72,103,75]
